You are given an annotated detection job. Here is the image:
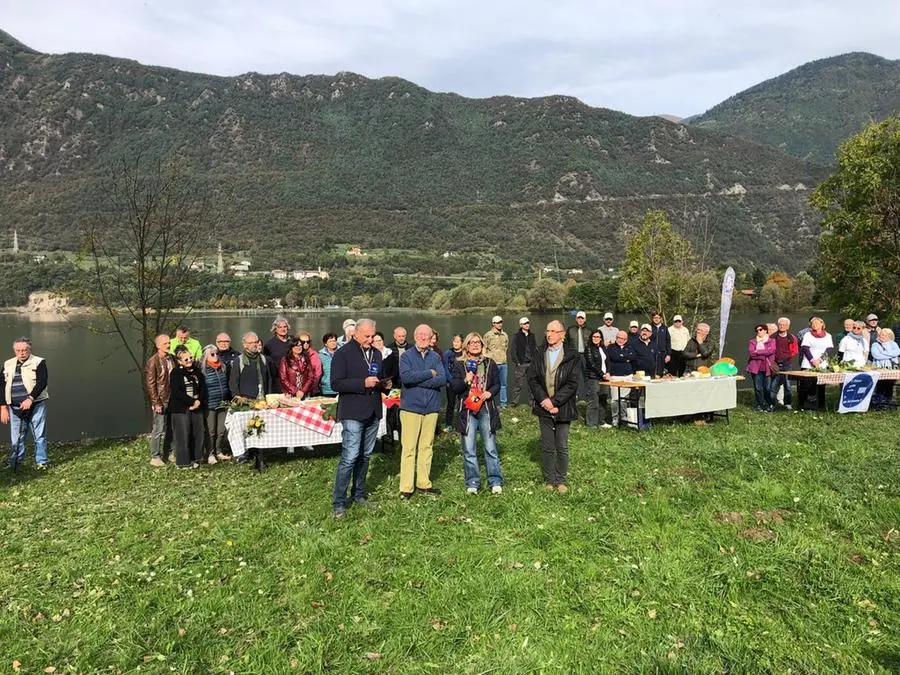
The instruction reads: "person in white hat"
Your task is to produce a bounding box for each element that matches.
[336,318,357,349]
[510,317,536,407]
[482,316,509,406]
[668,314,690,376]
[627,320,641,347]
[865,313,880,346]
[599,312,618,346]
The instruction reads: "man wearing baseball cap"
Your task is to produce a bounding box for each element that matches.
[599,312,618,346]
[482,316,509,407]
[669,314,690,376]
[866,314,880,346]
[627,320,641,347]
[510,317,536,406]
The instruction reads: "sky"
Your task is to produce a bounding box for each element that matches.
[4,0,900,117]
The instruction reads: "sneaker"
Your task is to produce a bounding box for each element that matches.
[544,483,557,491]
[36,463,50,471]
[783,404,793,411]
[399,492,413,500]
[166,455,177,464]
[333,508,346,520]
[491,485,503,495]
[150,457,166,468]
[418,487,441,496]
[392,430,399,442]
[216,453,231,462]
[207,454,218,465]
[600,423,613,429]
[236,454,248,464]
[301,445,314,452]
[286,447,295,454]
[466,487,479,495]
[353,498,378,510]
[556,484,569,494]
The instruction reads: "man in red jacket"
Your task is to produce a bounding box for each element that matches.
[771,317,799,410]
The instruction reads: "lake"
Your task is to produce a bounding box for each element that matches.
[0,309,841,442]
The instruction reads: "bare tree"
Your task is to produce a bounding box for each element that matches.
[82,153,217,394]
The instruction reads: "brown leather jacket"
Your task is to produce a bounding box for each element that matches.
[145,351,174,408]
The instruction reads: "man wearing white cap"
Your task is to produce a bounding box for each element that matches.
[483,316,510,407]
[599,312,618,346]
[510,317,536,406]
[337,318,357,349]
[627,320,641,347]
[668,314,691,376]
[866,313,880,346]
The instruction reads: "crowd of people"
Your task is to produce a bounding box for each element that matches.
[2,310,896,506]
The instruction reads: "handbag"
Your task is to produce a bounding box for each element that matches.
[463,374,485,413]
[769,357,781,376]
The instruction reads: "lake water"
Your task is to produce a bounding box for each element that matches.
[0,310,841,442]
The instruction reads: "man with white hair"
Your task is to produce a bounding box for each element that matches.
[145,334,175,467]
[331,318,393,519]
[229,331,272,400]
[1,337,50,470]
[398,324,446,499]
[215,333,240,369]
[770,317,798,409]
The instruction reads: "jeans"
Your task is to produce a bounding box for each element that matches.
[150,408,171,459]
[768,364,793,407]
[462,407,503,489]
[538,416,570,485]
[8,401,48,466]
[332,415,380,509]
[585,379,611,426]
[752,372,773,409]
[497,363,508,406]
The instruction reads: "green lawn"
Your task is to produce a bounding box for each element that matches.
[1,401,898,673]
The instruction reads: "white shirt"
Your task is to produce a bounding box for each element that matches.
[669,325,691,351]
[838,335,867,366]
[800,332,834,369]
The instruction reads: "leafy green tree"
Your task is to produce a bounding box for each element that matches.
[527,279,566,311]
[618,210,713,323]
[811,115,900,318]
[759,282,787,313]
[409,285,433,309]
[787,271,816,309]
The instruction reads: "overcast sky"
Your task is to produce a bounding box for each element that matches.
[5,0,899,117]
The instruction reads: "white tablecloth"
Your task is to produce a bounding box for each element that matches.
[643,377,738,418]
[225,408,387,458]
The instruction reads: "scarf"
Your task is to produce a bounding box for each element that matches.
[845,331,866,347]
[241,349,265,399]
[207,358,222,369]
[810,328,827,339]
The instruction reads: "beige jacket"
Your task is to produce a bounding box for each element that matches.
[482,329,509,365]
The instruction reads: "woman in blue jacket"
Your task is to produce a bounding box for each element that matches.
[442,334,463,432]
[450,332,504,494]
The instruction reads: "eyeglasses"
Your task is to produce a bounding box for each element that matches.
[209,351,219,357]
[299,340,311,345]
[757,328,767,332]
[468,340,482,345]
[180,357,193,363]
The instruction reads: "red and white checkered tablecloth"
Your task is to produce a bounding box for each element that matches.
[271,405,336,436]
[225,405,387,459]
[784,369,900,385]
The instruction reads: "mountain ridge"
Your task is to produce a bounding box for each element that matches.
[1,28,828,272]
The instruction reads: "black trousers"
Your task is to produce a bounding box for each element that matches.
[171,411,204,467]
[538,416,570,485]
[797,377,826,410]
[509,363,531,407]
[670,350,686,377]
[204,408,227,456]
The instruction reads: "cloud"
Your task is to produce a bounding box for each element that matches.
[4,0,899,115]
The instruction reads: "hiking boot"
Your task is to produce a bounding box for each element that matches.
[491,485,503,495]
[466,487,479,495]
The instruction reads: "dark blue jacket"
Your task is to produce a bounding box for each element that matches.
[443,348,462,381]
[606,343,635,377]
[331,339,385,421]
[201,363,230,409]
[400,347,447,414]
[631,339,659,376]
[450,357,502,434]
[651,323,671,374]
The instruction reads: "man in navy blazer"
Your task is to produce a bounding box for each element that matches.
[330,318,392,519]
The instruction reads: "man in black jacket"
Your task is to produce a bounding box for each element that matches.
[330,318,393,519]
[606,330,637,428]
[229,332,272,401]
[650,311,671,376]
[509,317,536,406]
[632,324,659,377]
[527,320,580,493]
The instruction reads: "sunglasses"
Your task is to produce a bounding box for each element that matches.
[299,340,311,345]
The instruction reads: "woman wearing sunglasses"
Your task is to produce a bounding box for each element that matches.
[169,345,206,468]
[746,323,776,412]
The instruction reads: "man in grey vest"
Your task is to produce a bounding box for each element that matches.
[1,337,50,470]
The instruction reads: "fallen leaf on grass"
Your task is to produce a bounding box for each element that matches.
[647,609,657,619]
[365,652,381,661]
[508,623,518,631]
[44,668,56,674]
[12,661,21,672]
[360,534,372,546]
[858,599,877,610]
[431,618,447,630]
[311,601,324,609]
[178,628,186,637]
[884,529,898,543]
[218,627,229,634]
[847,554,867,565]
[511,562,524,569]
[753,509,786,524]
[324,572,334,583]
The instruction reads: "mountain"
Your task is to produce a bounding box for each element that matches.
[688,52,900,165]
[0,29,825,272]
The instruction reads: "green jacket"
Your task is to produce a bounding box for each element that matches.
[170,337,202,361]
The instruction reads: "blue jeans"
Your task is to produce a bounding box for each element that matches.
[769,365,793,406]
[752,373,772,409]
[497,363,508,406]
[462,407,503,489]
[8,401,48,466]
[332,416,380,509]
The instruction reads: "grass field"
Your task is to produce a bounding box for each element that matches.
[1,400,898,673]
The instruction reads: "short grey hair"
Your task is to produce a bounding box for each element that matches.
[242,331,259,343]
[271,316,290,334]
[777,317,791,326]
[12,336,31,347]
[696,323,710,333]
[356,318,376,331]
